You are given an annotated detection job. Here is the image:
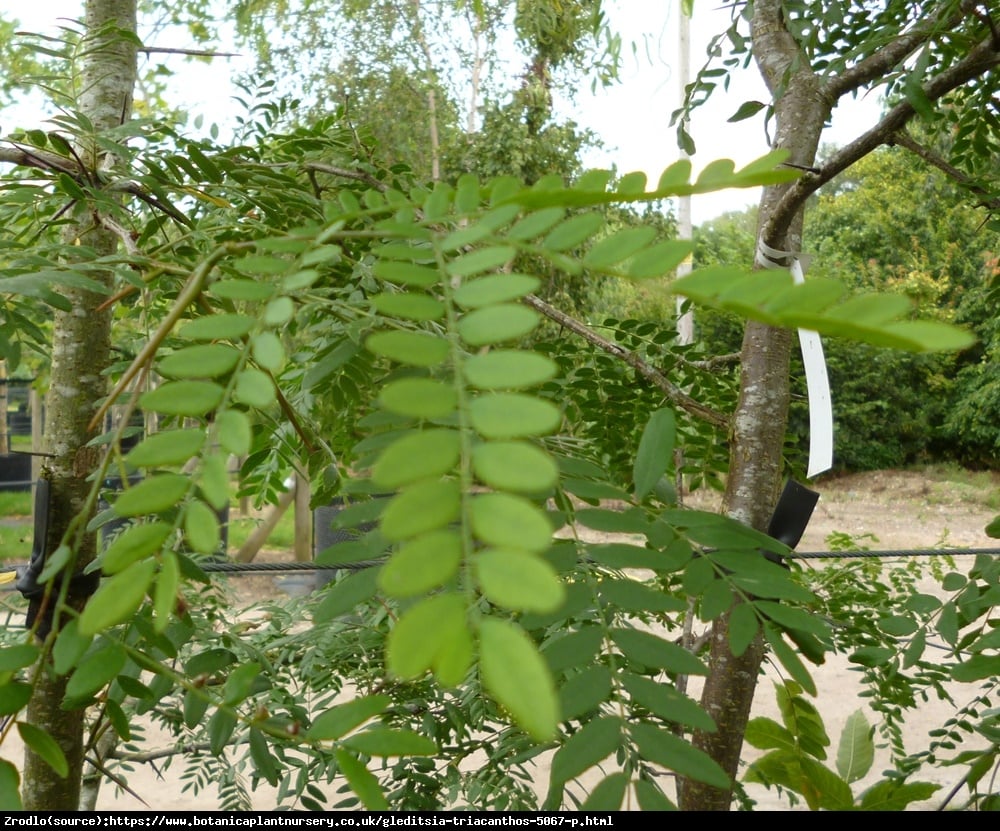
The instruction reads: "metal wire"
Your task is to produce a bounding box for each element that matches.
[2,548,998,584]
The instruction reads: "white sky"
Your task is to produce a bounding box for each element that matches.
[2,0,883,225]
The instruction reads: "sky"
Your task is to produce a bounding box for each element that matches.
[2,0,884,225]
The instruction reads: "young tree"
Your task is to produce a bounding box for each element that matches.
[674,0,999,810]
[8,0,138,811]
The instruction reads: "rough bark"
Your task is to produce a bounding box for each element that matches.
[678,0,1000,811]
[21,0,137,811]
[678,0,830,810]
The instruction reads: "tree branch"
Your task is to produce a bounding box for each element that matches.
[139,46,239,58]
[522,294,730,430]
[824,8,964,100]
[764,33,1000,242]
[302,162,387,191]
[891,128,1000,212]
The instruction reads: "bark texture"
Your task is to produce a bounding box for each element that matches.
[678,0,830,810]
[22,0,137,811]
[679,0,999,810]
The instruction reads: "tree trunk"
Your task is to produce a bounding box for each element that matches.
[22,0,137,811]
[678,0,830,811]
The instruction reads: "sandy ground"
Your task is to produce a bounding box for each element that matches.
[5,470,999,811]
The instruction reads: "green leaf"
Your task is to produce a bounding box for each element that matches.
[158,344,241,379]
[65,643,127,700]
[184,501,221,554]
[543,212,604,251]
[633,407,676,500]
[672,267,977,353]
[559,665,613,721]
[210,278,276,301]
[223,663,263,706]
[0,645,40,673]
[380,480,461,542]
[472,440,559,493]
[378,378,457,419]
[17,722,68,778]
[215,410,252,456]
[178,313,255,341]
[235,368,275,408]
[630,722,730,788]
[52,620,92,677]
[985,515,1000,539]
[453,274,540,308]
[755,600,831,639]
[469,393,561,438]
[0,760,21,810]
[373,260,439,287]
[458,304,540,347]
[951,653,1000,682]
[550,716,621,784]
[209,709,237,756]
[372,292,445,321]
[858,780,940,811]
[112,474,189,517]
[542,626,605,673]
[371,429,461,489]
[836,710,874,784]
[634,778,676,811]
[387,593,472,685]
[154,551,180,632]
[126,429,205,468]
[335,749,389,810]
[263,296,294,326]
[314,568,381,623]
[198,453,231,510]
[610,628,707,675]
[446,246,516,277]
[470,492,553,552]
[78,560,156,635]
[343,728,437,757]
[479,618,559,741]
[584,227,658,269]
[596,578,686,614]
[252,331,285,371]
[744,716,797,751]
[102,522,172,574]
[627,240,692,279]
[140,381,224,417]
[378,530,462,597]
[475,549,564,612]
[366,331,449,367]
[183,693,208,732]
[728,100,766,122]
[507,207,565,240]
[249,728,280,787]
[727,601,760,658]
[582,773,629,811]
[463,350,557,389]
[308,695,391,740]
[621,673,716,732]
[0,682,32,715]
[764,625,816,695]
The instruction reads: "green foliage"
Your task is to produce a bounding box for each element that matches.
[0,23,994,808]
[693,146,1000,472]
[744,683,939,811]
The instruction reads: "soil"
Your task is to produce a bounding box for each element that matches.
[3,469,998,811]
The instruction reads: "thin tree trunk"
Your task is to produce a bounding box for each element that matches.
[22,0,137,811]
[678,0,828,810]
